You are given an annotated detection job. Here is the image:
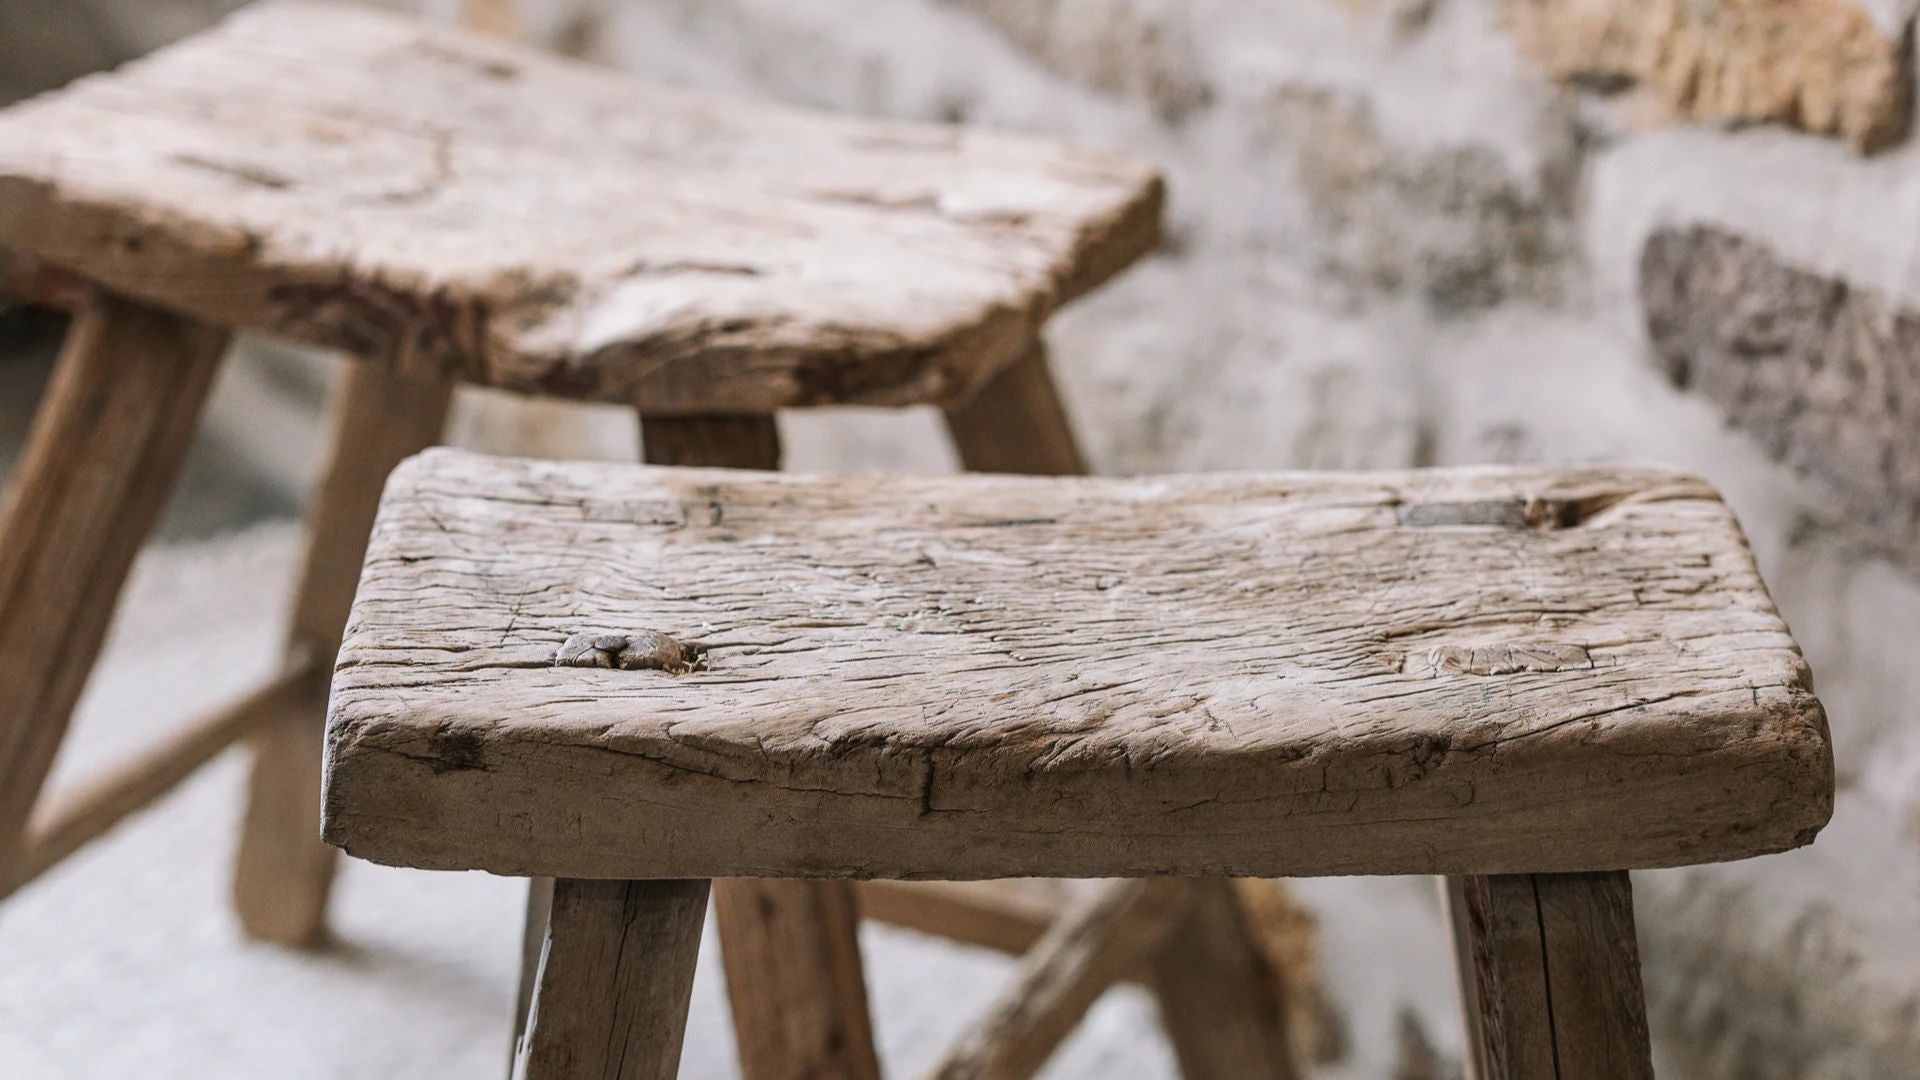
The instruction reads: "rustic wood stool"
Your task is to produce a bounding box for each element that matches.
[0,1,1174,1063]
[325,450,1834,1079]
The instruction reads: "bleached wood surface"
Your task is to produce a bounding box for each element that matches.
[512,877,708,1080]
[1446,871,1654,1080]
[0,0,1161,413]
[323,450,1833,880]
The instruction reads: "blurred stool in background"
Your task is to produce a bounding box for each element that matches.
[0,2,1309,1077]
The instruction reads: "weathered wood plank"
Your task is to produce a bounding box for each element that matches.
[943,342,1086,475]
[324,451,1834,880]
[927,879,1191,1080]
[233,361,452,945]
[638,410,880,1080]
[1532,873,1655,1078]
[1445,871,1654,1080]
[0,293,228,883]
[513,877,708,1080]
[512,876,556,1068]
[0,1,1161,412]
[855,880,1065,955]
[1150,880,1300,1079]
[711,878,882,1080]
[1443,876,1493,1080]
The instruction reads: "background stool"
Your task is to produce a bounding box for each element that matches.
[323,450,1834,1079]
[0,1,1264,1074]
[0,0,1153,908]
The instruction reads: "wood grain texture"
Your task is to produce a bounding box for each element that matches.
[639,411,879,1080]
[323,450,1834,880]
[1445,871,1654,1080]
[927,879,1191,1080]
[711,878,882,1080]
[0,1,1162,413]
[513,877,709,1080]
[1150,880,1299,1080]
[943,342,1086,475]
[233,361,451,945]
[0,293,227,881]
[639,415,782,472]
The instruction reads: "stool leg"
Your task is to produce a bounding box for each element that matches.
[512,878,709,1080]
[231,363,452,944]
[512,876,557,1061]
[1150,880,1299,1080]
[637,412,883,1080]
[1445,871,1654,1080]
[942,341,1085,475]
[0,294,228,886]
[932,879,1191,1079]
[709,878,881,1080]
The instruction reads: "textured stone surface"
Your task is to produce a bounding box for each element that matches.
[1641,225,1920,568]
[1502,0,1916,151]
[1269,87,1579,312]
[943,0,1211,118]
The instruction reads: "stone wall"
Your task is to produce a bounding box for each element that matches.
[6,1,1920,1076]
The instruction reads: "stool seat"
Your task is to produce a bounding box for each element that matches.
[0,0,1160,412]
[324,449,1833,882]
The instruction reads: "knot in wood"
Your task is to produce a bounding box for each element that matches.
[555,631,701,673]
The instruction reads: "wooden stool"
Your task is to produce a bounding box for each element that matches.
[0,2,1176,1066]
[325,450,1834,1079]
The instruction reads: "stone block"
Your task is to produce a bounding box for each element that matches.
[1503,0,1913,151]
[945,0,1211,117]
[1641,225,1920,564]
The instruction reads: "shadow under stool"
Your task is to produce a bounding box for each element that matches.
[324,450,1834,1080]
[0,2,1231,1072]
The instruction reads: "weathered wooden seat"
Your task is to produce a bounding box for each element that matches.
[324,449,1833,1078]
[0,0,1159,1000]
[0,1,1157,411]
